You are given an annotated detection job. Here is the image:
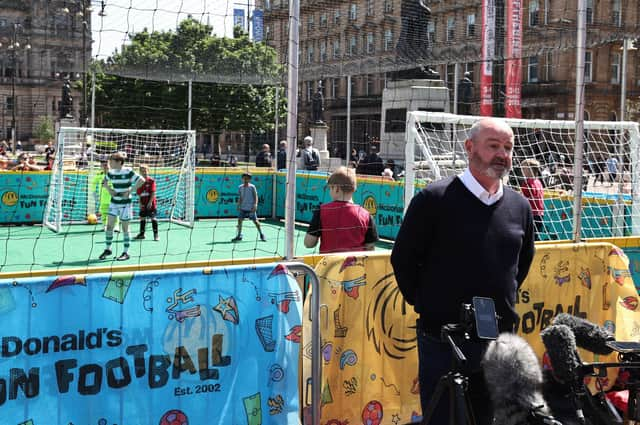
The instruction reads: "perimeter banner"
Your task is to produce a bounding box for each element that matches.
[505,0,523,118]
[0,264,301,424]
[480,0,495,116]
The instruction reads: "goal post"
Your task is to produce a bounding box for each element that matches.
[43,127,196,233]
[403,111,640,240]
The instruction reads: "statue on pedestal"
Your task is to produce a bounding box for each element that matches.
[311,84,324,124]
[60,79,73,119]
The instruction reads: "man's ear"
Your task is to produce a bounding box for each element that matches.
[464,138,473,154]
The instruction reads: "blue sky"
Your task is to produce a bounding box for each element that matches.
[91,0,256,60]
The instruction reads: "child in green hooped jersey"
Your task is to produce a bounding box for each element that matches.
[92,159,119,231]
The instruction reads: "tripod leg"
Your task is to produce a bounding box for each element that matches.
[453,375,477,425]
[422,374,451,425]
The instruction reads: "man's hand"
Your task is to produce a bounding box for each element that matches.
[147,201,153,209]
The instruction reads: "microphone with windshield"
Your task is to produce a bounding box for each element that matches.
[552,313,615,355]
[541,324,586,424]
[482,332,562,424]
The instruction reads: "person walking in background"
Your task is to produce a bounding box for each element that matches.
[134,164,159,241]
[255,143,272,167]
[304,166,378,253]
[357,145,384,176]
[349,148,359,169]
[231,172,266,242]
[277,140,287,170]
[301,136,320,171]
[520,158,545,240]
[390,118,535,425]
[98,152,145,261]
[606,155,619,186]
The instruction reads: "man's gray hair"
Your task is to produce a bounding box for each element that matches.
[304,136,313,145]
[468,118,514,142]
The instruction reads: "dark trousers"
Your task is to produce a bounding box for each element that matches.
[533,215,545,241]
[417,329,492,425]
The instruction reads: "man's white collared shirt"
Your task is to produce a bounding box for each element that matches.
[458,168,504,206]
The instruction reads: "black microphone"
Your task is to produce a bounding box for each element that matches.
[553,313,614,355]
[541,324,586,424]
[482,332,560,425]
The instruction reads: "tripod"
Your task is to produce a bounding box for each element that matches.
[422,325,477,425]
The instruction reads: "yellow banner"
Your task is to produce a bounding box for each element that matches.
[303,242,640,423]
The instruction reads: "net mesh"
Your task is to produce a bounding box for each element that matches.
[405,112,640,240]
[43,127,196,232]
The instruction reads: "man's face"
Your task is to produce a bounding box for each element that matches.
[466,124,513,180]
[140,167,148,177]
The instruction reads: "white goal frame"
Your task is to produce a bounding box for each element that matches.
[404,112,640,237]
[43,127,196,233]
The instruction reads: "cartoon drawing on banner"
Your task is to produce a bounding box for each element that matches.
[578,267,592,289]
[243,272,261,301]
[339,256,366,272]
[255,315,276,352]
[322,380,334,405]
[213,295,240,324]
[267,394,284,415]
[267,291,299,314]
[554,260,571,286]
[361,400,383,425]
[269,364,284,382]
[338,349,357,370]
[343,377,358,396]
[379,376,401,396]
[365,273,417,359]
[159,409,188,425]
[243,392,262,425]
[334,305,348,337]
[322,342,333,364]
[166,288,201,322]
[284,325,301,343]
[46,275,86,293]
[143,279,160,312]
[17,420,34,425]
[103,272,134,304]
[268,264,290,279]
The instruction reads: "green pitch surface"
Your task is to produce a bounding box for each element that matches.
[0,219,392,277]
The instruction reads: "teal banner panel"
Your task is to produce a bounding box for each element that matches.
[195,171,273,218]
[0,172,51,223]
[0,263,301,424]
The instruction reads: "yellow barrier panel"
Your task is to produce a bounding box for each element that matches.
[303,243,640,423]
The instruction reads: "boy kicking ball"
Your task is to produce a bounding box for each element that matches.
[231,172,266,242]
[98,152,145,261]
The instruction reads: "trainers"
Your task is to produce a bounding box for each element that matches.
[154,234,159,241]
[134,233,145,240]
[116,252,130,261]
[231,235,243,242]
[260,234,267,242]
[99,249,112,260]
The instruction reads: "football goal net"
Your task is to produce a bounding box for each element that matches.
[403,112,640,240]
[43,127,196,233]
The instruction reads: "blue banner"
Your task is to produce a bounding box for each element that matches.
[234,9,246,31]
[0,264,302,424]
[253,9,264,41]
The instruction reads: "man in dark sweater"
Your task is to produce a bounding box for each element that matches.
[391,117,535,425]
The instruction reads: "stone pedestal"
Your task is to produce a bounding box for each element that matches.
[309,122,330,161]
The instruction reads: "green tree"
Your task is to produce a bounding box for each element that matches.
[35,117,55,142]
[95,18,285,134]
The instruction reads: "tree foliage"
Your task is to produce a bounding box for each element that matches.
[34,117,55,142]
[95,19,285,133]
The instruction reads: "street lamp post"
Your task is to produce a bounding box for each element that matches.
[8,23,30,153]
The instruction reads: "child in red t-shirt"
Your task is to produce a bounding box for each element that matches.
[520,158,545,240]
[304,166,378,253]
[135,164,159,241]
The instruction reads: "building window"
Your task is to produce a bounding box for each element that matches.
[366,32,375,54]
[307,15,314,31]
[332,78,339,98]
[366,0,375,16]
[265,0,271,9]
[447,17,455,42]
[320,13,327,27]
[306,81,313,102]
[612,0,621,26]
[586,0,594,24]
[349,35,357,55]
[545,51,552,80]
[320,40,327,62]
[384,29,393,51]
[384,0,393,13]
[333,40,341,58]
[307,45,314,64]
[350,76,357,96]
[466,14,476,37]
[349,4,358,20]
[528,56,539,82]
[427,21,436,43]
[265,25,271,40]
[529,0,539,26]
[585,51,592,82]
[366,74,374,95]
[334,10,341,24]
[6,96,14,111]
[611,52,621,84]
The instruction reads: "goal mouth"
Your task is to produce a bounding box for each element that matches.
[403,112,640,240]
[43,127,196,233]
